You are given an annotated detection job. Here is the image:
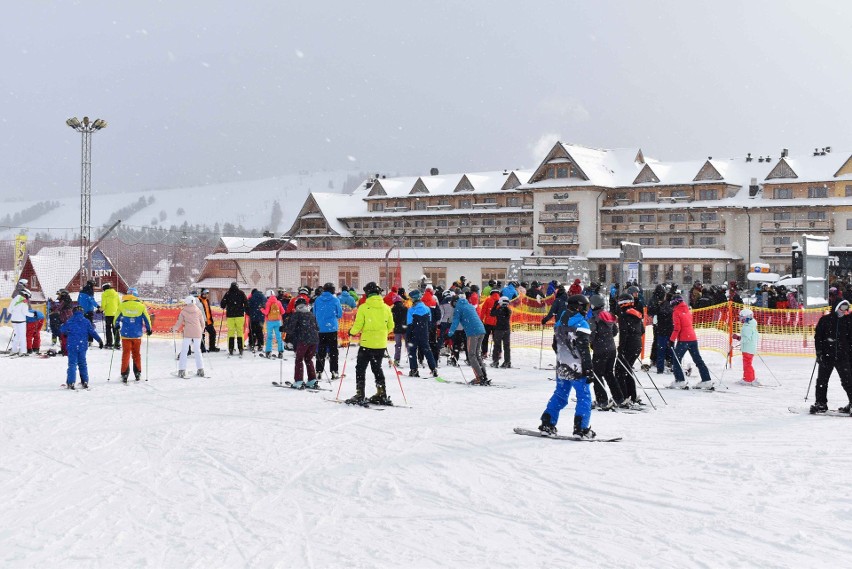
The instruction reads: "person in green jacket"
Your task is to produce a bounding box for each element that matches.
[733,308,760,384]
[346,282,395,406]
[101,283,121,349]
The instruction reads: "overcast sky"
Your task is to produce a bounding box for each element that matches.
[3,0,852,200]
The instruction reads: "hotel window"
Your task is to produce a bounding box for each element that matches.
[773,236,791,245]
[482,239,495,247]
[670,213,686,222]
[699,212,717,221]
[393,220,404,228]
[847,185,852,197]
[414,220,425,227]
[683,265,693,282]
[507,239,519,247]
[808,186,828,198]
[611,238,623,246]
[373,202,384,212]
[670,237,685,246]
[414,200,426,211]
[483,197,497,204]
[459,239,471,248]
[672,189,688,198]
[639,214,655,223]
[664,264,674,281]
[639,191,656,203]
[773,212,791,220]
[423,267,447,287]
[807,211,826,220]
[506,217,520,225]
[545,203,578,212]
[459,218,470,226]
[482,218,495,226]
[436,219,448,227]
[556,167,569,178]
[438,198,450,206]
[648,264,659,283]
[613,192,628,201]
[507,197,520,207]
[437,240,447,248]
[352,222,362,229]
[414,240,426,247]
[338,267,359,291]
[299,266,320,289]
[460,199,472,209]
[639,237,654,246]
[699,189,718,200]
[611,215,624,223]
[774,188,793,199]
[703,265,713,283]
[598,264,608,284]
[481,269,506,288]
[847,219,852,230]
[698,236,717,246]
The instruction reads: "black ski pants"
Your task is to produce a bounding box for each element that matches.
[592,351,623,403]
[355,346,386,393]
[316,332,339,374]
[616,342,642,402]
[815,357,852,406]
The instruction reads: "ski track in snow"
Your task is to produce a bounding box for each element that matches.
[1,328,850,568]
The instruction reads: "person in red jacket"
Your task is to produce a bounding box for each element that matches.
[383,287,398,307]
[568,278,583,296]
[668,294,713,389]
[421,286,438,309]
[287,287,311,314]
[478,289,500,359]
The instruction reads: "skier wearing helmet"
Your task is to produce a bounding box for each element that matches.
[733,308,759,384]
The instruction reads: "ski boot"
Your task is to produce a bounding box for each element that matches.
[573,416,596,439]
[67,383,76,390]
[278,352,284,359]
[121,373,129,384]
[304,379,318,389]
[500,361,512,369]
[228,338,235,356]
[367,385,393,406]
[490,361,500,368]
[538,412,557,436]
[264,352,272,359]
[809,403,828,414]
[196,369,205,377]
[135,372,142,382]
[693,380,715,390]
[478,372,492,386]
[667,379,689,390]
[345,387,368,406]
[177,370,186,378]
[237,337,244,357]
[838,403,851,414]
[447,356,458,367]
[81,381,89,389]
[291,380,304,390]
[430,368,439,378]
[330,372,339,380]
[409,369,420,377]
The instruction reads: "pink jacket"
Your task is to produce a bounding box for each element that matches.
[174,303,206,339]
[262,296,285,321]
[670,302,697,342]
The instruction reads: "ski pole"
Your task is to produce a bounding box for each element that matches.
[107,339,116,381]
[589,371,612,404]
[804,357,818,401]
[145,333,150,381]
[4,330,14,353]
[616,355,657,410]
[386,348,408,405]
[639,365,668,405]
[172,332,179,372]
[756,354,782,386]
[335,339,353,400]
[216,312,225,349]
[537,325,545,371]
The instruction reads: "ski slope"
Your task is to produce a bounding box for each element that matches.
[0,328,849,568]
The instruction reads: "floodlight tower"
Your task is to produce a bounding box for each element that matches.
[66,116,107,284]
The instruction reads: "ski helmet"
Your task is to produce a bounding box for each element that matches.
[323,282,335,293]
[102,283,111,290]
[298,287,310,296]
[498,296,510,306]
[128,287,139,296]
[670,294,684,306]
[20,288,31,298]
[363,282,381,296]
[617,293,634,307]
[739,308,753,321]
[589,294,605,309]
[565,294,589,314]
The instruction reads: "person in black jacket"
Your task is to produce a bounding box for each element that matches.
[490,296,512,368]
[588,294,624,408]
[615,293,645,405]
[648,285,674,373]
[812,299,852,414]
[405,289,438,377]
[541,286,568,354]
[247,289,267,352]
[391,294,407,366]
[220,282,248,356]
[283,297,320,388]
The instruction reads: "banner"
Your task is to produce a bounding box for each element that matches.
[14,235,27,278]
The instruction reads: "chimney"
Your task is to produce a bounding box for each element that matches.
[814,148,820,156]
[708,156,712,160]
[826,146,832,153]
[765,156,772,162]
[746,153,752,162]
[430,168,439,176]
[749,178,760,197]
[781,148,788,158]
[758,156,764,163]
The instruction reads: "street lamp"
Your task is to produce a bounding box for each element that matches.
[66,116,107,285]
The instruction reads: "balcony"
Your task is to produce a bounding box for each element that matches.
[760,219,833,233]
[538,211,579,223]
[761,245,793,257]
[537,234,579,246]
[600,220,725,233]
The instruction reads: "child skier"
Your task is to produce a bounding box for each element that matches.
[733,308,759,384]
[171,295,206,378]
[489,296,512,368]
[406,289,438,377]
[283,297,319,389]
[59,306,103,389]
[261,290,286,358]
[26,308,45,355]
[538,294,595,438]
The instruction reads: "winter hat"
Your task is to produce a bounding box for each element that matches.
[498,296,509,306]
[128,287,139,296]
[425,284,433,291]
[392,294,403,303]
[184,295,196,305]
[102,283,112,290]
[409,289,422,301]
[836,300,850,315]
[266,289,275,297]
[739,308,753,321]
[295,297,308,307]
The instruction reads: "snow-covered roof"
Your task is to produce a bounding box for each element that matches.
[29,246,83,297]
[191,277,251,290]
[310,192,364,237]
[220,237,274,253]
[136,259,171,287]
[204,248,532,262]
[585,248,742,261]
[353,170,533,198]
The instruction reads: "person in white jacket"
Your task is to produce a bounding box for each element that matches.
[9,289,34,356]
[171,295,206,377]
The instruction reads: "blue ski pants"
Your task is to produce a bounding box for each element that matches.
[265,320,283,353]
[672,340,711,383]
[544,378,592,429]
[66,344,90,385]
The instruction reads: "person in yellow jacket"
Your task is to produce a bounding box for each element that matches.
[114,287,153,382]
[101,283,121,349]
[346,281,395,406]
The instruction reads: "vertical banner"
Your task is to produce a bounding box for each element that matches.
[14,235,27,278]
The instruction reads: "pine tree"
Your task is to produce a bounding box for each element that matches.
[269,200,283,232]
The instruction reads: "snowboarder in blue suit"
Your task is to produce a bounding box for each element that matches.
[59,306,103,389]
[539,294,596,438]
[406,289,438,377]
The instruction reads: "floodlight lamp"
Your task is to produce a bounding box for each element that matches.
[66,117,81,128]
[83,116,90,126]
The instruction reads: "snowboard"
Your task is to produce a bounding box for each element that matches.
[513,427,622,442]
[788,406,851,418]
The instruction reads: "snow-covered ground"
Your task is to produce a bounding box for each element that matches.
[1,327,849,568]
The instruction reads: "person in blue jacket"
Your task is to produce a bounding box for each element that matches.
[538,294,596,438]
[338,286,357,309]
[406,289,438,377]
[77,280,101,343]
[59,306,103,389]
[247,288,267,352]
[314,282,343,379]
[501,281,518,301]
[450,294,489,385]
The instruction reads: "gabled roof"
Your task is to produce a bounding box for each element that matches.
[765,158,797,180]
[453,175,475,193]
[693,160,723,182]
[219,237,276,253]
[523,142,648,189]
[633,163,660,184]
[409,178,429,195]
[765,152,852,183]
[28,246,84,298]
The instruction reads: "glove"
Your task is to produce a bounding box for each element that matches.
[540,317,548,325]
[98,342,104,349]
[816,351,822,363]
[584,372,594,384]
[732,334,740,341]
[146,329,153,336]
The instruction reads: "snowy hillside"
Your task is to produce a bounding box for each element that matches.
[0,327,848,567]
[0,170,363,239]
